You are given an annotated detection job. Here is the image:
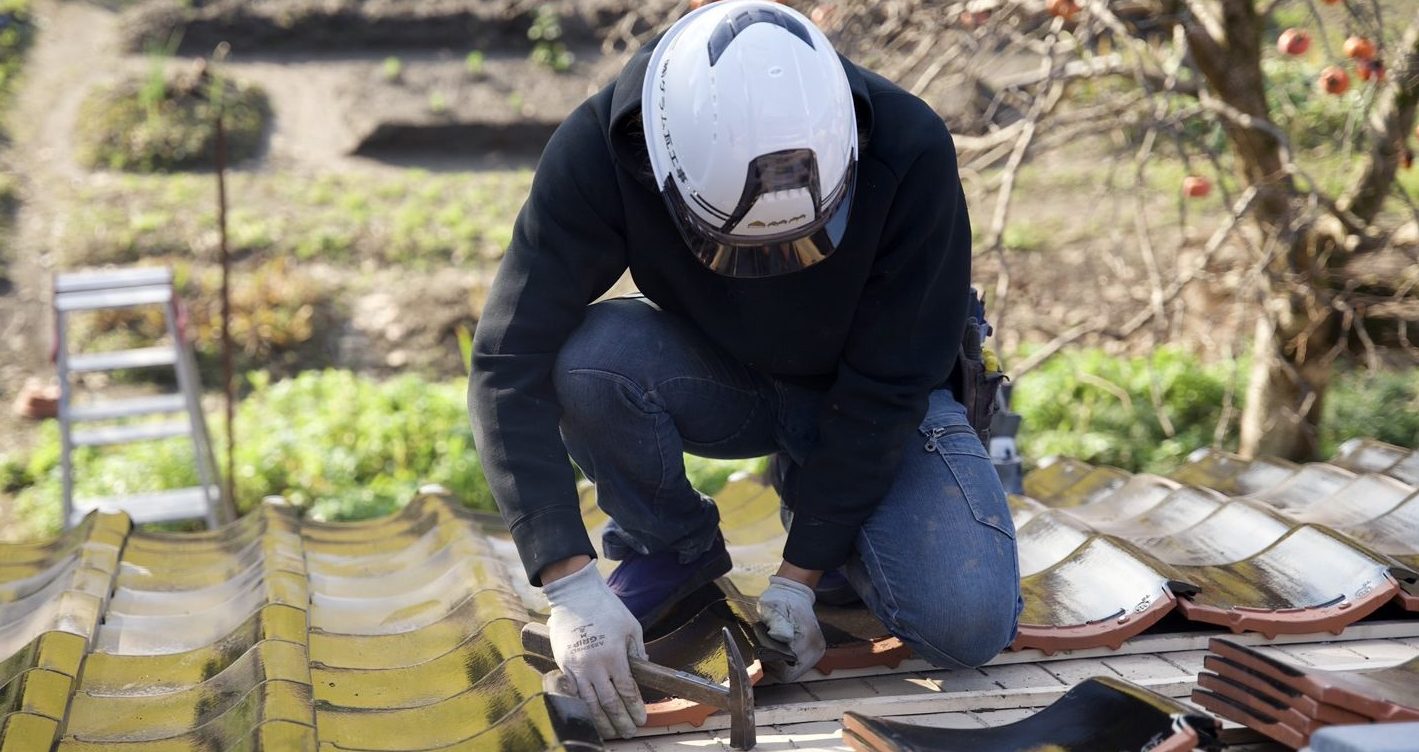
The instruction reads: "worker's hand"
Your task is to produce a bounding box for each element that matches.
[543,560,649,740]
[757,575,826,681]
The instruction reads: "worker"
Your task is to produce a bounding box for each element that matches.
[468,0,1023,740]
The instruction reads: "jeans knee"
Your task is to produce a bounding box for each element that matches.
[896,589,1020,669]
[553,302,651,419]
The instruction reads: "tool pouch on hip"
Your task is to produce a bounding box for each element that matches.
[953,289,1007,447]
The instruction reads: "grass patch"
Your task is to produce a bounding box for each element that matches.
[0,0,32,103]
[75,68,269,172]
[7,370,771,539]
[0,0,34,286]
[1013,347,1237,473]
[5,356,1414,539]
[13,370,490,536]
[1013,346,1418,473]
[59,170,531,269]
[1321,367,1419,458]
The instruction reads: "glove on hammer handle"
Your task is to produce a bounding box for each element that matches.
[520,621,757,749]
[521,621,727,705]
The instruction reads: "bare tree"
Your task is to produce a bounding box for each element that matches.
[596,0,1419,461]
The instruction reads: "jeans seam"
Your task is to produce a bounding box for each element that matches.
[859,533,902,624]
[561,367,675,521]
[567,368,765,450]
[934,448,1015,539]
[567,368,762,399]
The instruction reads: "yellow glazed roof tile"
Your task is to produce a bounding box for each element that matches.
[0,493,601,751]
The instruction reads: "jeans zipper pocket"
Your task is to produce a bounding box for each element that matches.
[922,425,975,452]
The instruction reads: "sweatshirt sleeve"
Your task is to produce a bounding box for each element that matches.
[782,118,973,571]
[468,105,629,585]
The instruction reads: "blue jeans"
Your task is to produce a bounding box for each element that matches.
[554,298,1023,669]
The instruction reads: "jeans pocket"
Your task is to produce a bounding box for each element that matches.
[919,424,1016,540]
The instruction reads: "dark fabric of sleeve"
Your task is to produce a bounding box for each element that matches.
[468,105,629,585]
[782,121,973,571]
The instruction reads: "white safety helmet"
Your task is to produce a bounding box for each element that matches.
[643,0,858,278]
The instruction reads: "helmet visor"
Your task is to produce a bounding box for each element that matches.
[662,154,856,278]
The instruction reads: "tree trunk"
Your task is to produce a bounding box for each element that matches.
[1239,292,1341,460]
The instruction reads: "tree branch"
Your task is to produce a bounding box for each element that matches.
[1340,14,1419,226]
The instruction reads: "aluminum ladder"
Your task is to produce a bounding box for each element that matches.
[53,266,230,528]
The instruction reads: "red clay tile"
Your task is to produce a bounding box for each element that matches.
[1202,655,1370,726]
[814,605,913,673]
[1196,671,1329,737]
[1208,638,1419,722]
[1173,525,1398,637]
[1192,687,1310,749]
[1013,514,1183,653]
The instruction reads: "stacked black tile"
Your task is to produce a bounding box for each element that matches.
[841,675,1220,751]
[1192,637,1419,749]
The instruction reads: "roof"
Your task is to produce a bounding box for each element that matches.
[1,439,1417,750]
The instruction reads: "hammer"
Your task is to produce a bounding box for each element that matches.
[521,622,757,750]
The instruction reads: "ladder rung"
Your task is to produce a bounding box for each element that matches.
[71,421,190,447]
[68,347,177,373]
[55,284,172,312]
[71,486,216,525]
[69,394,187,422]
[55,267,173,294]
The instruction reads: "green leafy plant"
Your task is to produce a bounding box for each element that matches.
[1321,368,1419,457]
[60,170,533,271]
[684,455,769,497]
[427,90,448,115]
[64,258,340,384]
[528,5,573,73]
[12,371,497,536]
[75,69,269,173]
[138,35,180,116]
[465,50,485,78]
[382,55,402,83]
[1012,347,1235,473]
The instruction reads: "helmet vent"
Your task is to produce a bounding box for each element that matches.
[706,6,815,66]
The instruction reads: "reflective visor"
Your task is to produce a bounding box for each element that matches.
[662,154,856,278]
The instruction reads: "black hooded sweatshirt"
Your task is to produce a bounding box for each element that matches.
[469,43,972,585]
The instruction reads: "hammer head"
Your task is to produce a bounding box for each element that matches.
[722,626,757,750]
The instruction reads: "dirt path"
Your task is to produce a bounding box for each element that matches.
[0,0,120,455]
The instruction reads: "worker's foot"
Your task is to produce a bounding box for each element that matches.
[608,533,732,627]
[814,569,862,607]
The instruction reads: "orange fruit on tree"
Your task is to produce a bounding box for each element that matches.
[1318,66,1350,95]
[1182,176,1211,198]
[1343,36,1376,60]
[1357,59,1385,83]
[1277,28,1310,56]
[958,9,991,29]
[1047,0,1081,21]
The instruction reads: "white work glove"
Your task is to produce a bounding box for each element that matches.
[756,575,827,681]
[543,561,648,739]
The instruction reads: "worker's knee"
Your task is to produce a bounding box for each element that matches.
[554,300,682,436]
[894,587,1021,669]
